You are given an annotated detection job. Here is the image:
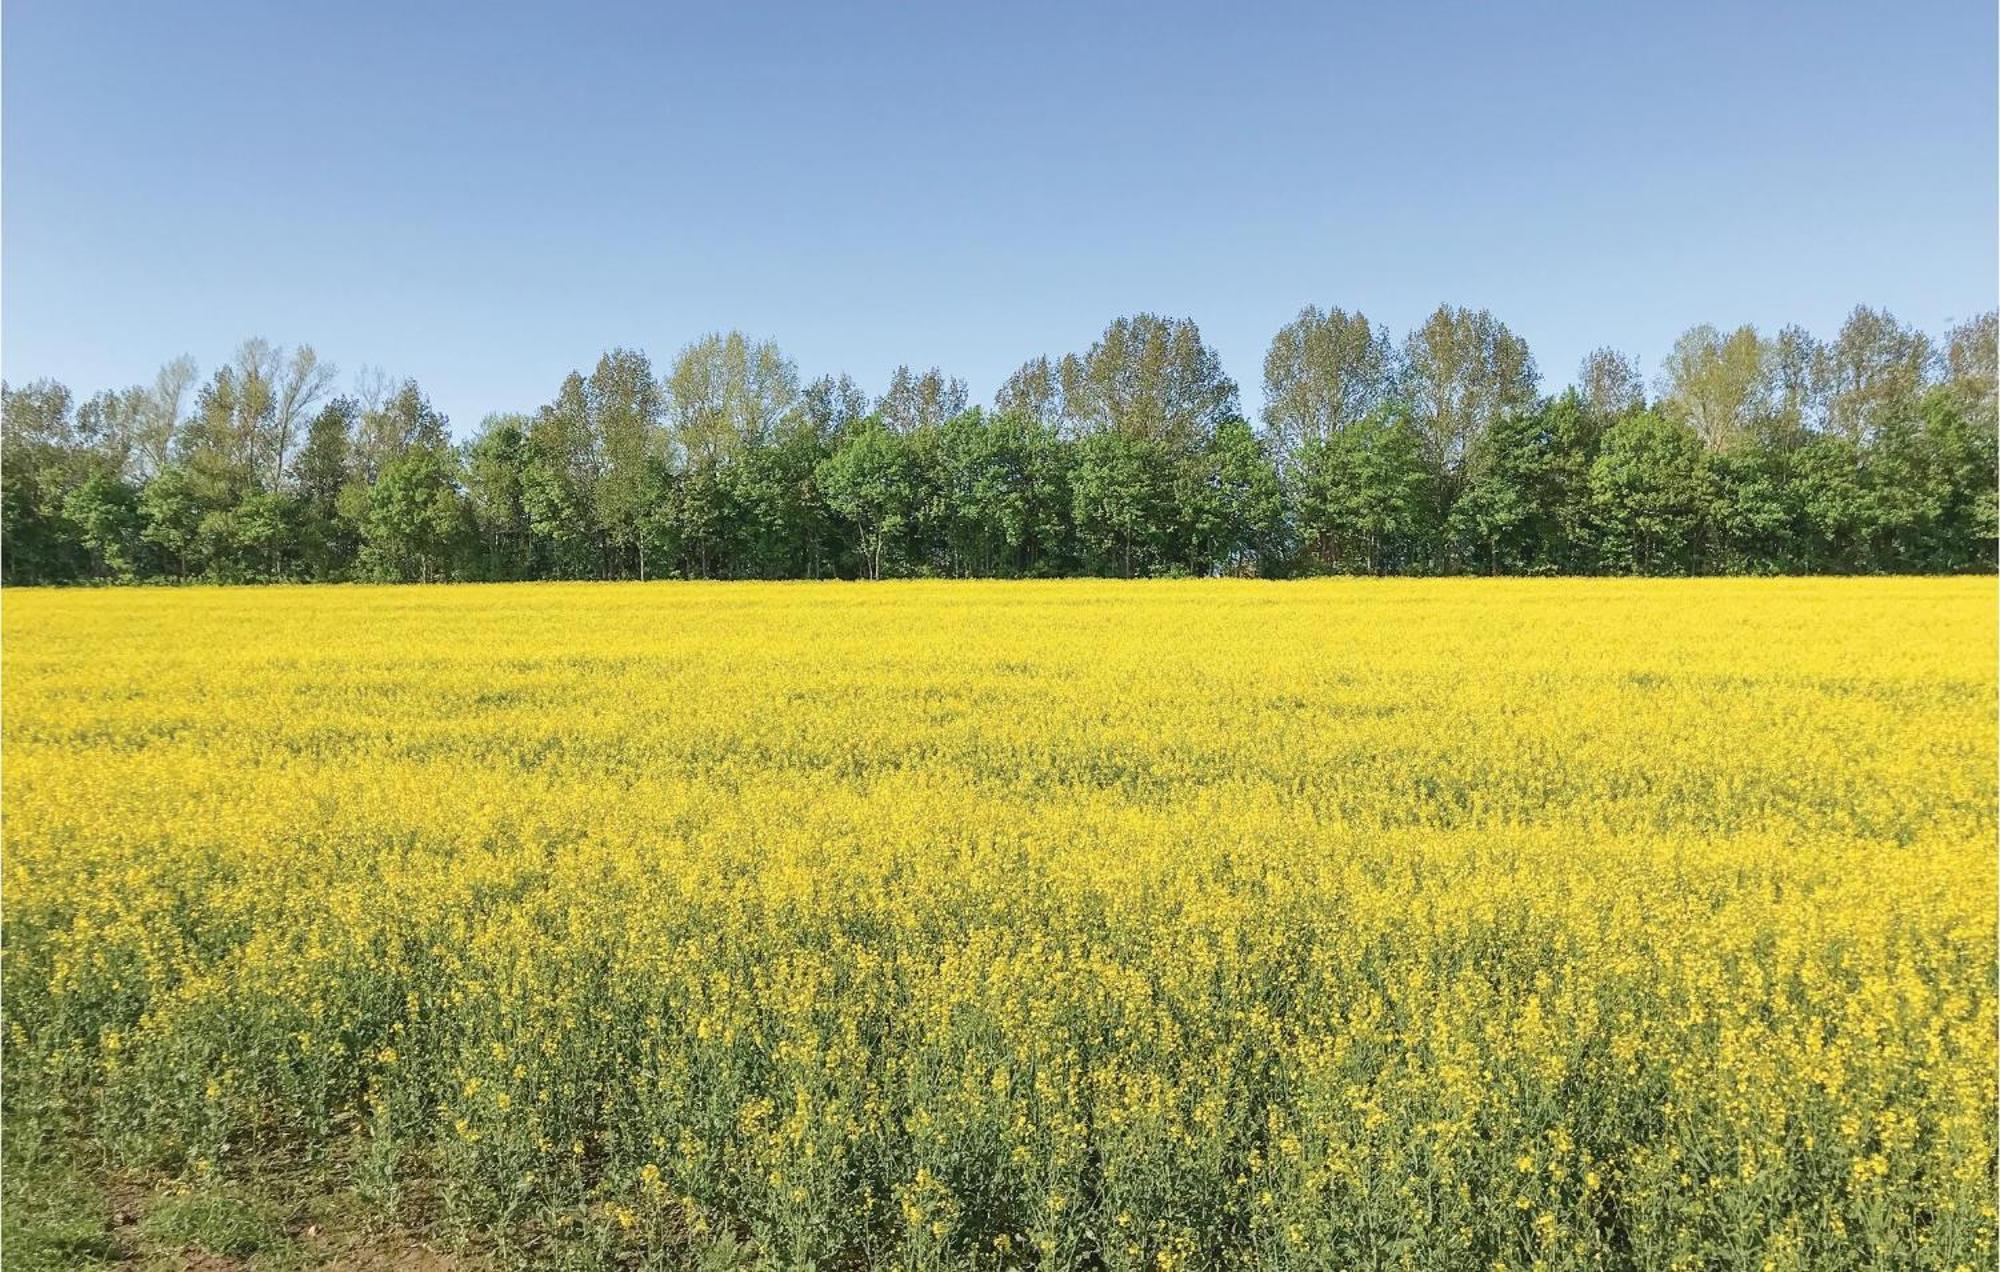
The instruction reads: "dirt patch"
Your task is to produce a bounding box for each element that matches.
[309,1229,473,1270]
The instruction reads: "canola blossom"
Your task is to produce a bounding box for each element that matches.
[2,579,1993,1269]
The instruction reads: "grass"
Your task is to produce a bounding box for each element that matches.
[139,1189,291,1261]
[1,1153,122,1270]
[3,1125,480,1270]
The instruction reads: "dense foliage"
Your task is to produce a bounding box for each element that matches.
[4,305,1993,584]
[4,580,1992,1268]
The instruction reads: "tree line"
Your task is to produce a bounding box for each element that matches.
[4,304,1993,585]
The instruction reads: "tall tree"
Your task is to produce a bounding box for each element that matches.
[1769,325,1826,441]
[662,334,800,577]
[1787,433,1870,572]
[293,397,361,579]
[589,348,668,578]
[1918,386,1998,571]
[73,387,152,481]
[1400,304,1538,475]
[1941,311,1998,419]
[142,356,199,479]
[360,406,466,586]
[666,332,800,467]
[354,379,451,481]
[1262,306,1396,456]
[177,365,266,505]
[878,365,969,434]
[60,469,140,579]
[2,380,96,579]
[65,357,200,486]
[1449,394,1599,575]
[522,374,600,578]
[1820,305,1931,443]
[1657,324,1772,450]
[994,355,1080,431]
[200,339,334,490]
[802,373,871,439]
[1861,388,1998,572]
[1071,429,1173,577]
[1576,348,1645,423]
[949,409,1074,576]
[462,413,533,581]
[1066,314,1239,445]
[137,465,203,579]
[727,416,837,578]
[263,343,336,487]
[2,378,78,454]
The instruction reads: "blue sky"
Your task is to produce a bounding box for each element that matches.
[5,0,1993,435]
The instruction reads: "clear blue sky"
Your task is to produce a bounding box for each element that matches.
[5,0,1993,435]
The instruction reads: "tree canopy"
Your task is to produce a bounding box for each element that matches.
[4,304,1992,585]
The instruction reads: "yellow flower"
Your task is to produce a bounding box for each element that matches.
[3,580,1990,1269]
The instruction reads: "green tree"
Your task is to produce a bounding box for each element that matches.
[931,409,1074,576]
[1920,387,1999,571]
[1705,442,1797,574]
[994,355,1077,431]
[1,379,89,582]
[802,373,871,438]
[1589,411,1713,574]
[986,411,1075,576]
[1447,394,1598,574]
[361,446,468,582]
[353,378,452,482]
[817,419,914,579]
[234,489,299,579]
[137,464,204,579]
[667,331,800,465]
[521,374,601,578]
[294,397,361,579]
[1769,325,1826,441]
[1293,408,1432,574]
[725,420,834,578]
[1784,435,1869,572]
[178,362,270,506]
[589,348,669,578]
[1180,417,1285,576]
[74,387,152,481]
[1863,389,1998,571]
[463,414,534,580]
[1072,429,1172,577]
[61,468,141,580]
[232,340,336,488]
[665,333,801,576]
[666,464,735,578]
[195,506,253,581]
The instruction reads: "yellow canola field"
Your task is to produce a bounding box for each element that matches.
[3,579,1994,1270]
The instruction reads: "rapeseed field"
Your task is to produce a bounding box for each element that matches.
[3,579,1993,1269]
